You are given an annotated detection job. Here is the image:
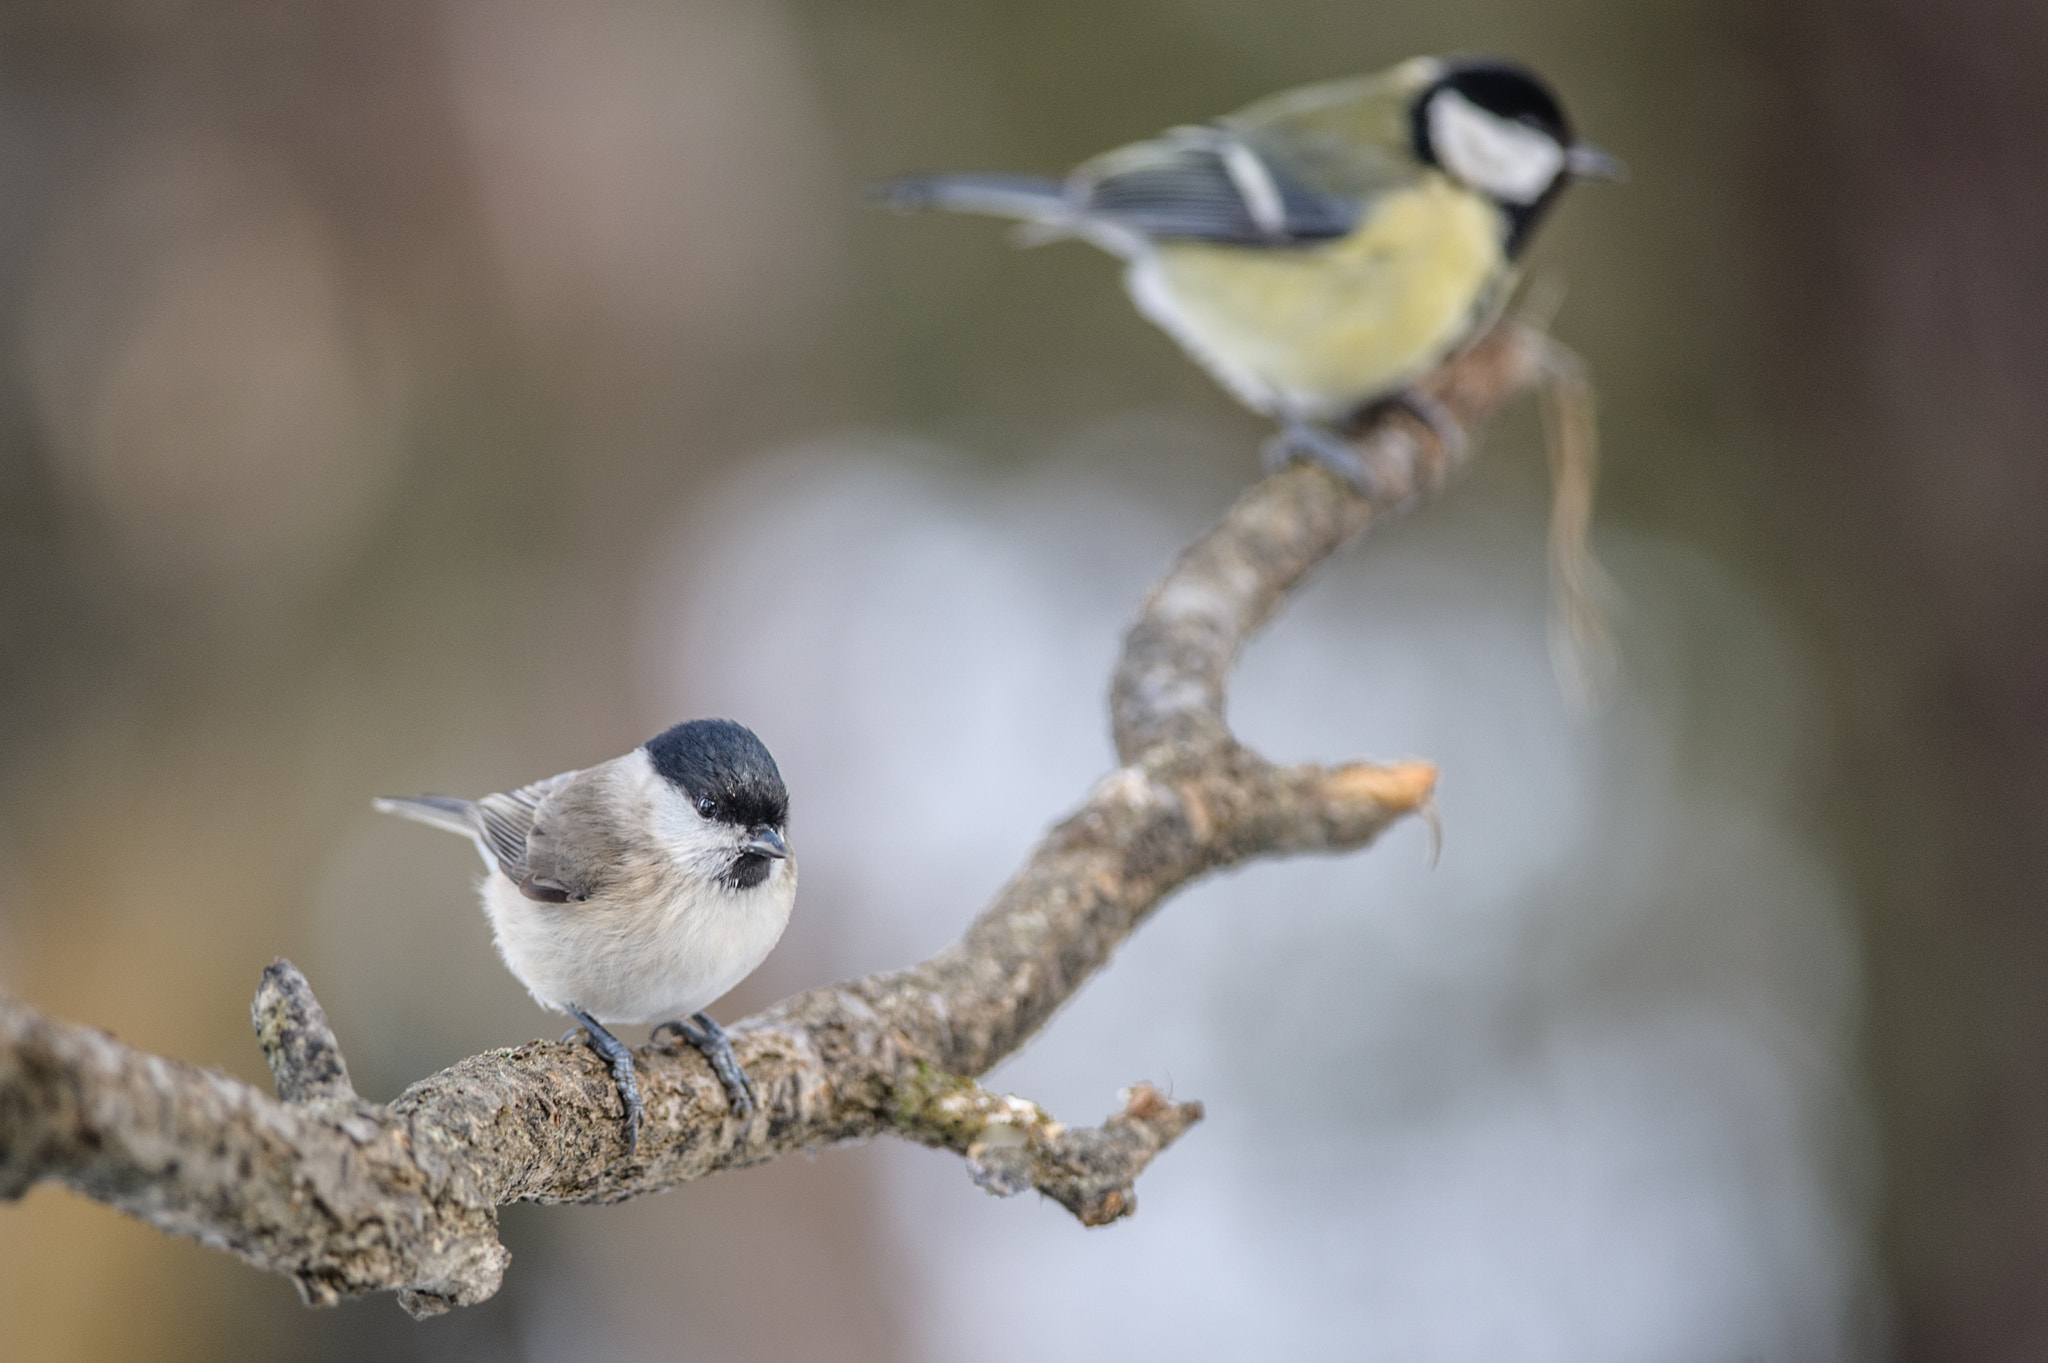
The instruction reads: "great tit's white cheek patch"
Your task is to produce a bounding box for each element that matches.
[1428,91,1566,204]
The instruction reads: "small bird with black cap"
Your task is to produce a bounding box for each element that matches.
[376,718,795,1150]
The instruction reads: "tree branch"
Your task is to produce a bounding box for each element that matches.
[0,321,1549,1315]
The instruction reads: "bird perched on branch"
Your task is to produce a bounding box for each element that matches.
[880,56,1621,489]
[377,719,794,1150]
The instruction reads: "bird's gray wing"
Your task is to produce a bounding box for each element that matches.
[880,131,1360,249]
[1068,128,1360,245]
[473,771,602,904]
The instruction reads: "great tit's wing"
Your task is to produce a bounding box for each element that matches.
[1064,63,1446,248]
[1074,60,1434,252]
[877,151,1349,248]
[881,65,1434,249]
[1069,131,1358,245]
[881,62,1442,250]
[882,134,1358,247]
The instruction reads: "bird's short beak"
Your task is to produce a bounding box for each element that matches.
[1565,142,1628,183]
[741,827,788,860]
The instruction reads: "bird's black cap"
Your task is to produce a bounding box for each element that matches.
[645,719,788,829]
[1428,61,1572,146]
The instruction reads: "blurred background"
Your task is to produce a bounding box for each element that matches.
[0,0,2040,1359]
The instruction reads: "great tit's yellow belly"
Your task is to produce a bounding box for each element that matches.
[1125,177,1506,422]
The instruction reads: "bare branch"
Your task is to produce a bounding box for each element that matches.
[888,1069,1204,1225]
[0,321,1551,1314]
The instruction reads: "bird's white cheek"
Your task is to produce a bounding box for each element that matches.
[1427,91,1564,204]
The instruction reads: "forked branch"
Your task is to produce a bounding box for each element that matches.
[0,321,1553,1316]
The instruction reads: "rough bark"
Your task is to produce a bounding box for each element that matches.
[0,321,1548,1316]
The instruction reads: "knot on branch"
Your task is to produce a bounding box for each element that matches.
[254,960,361,1106]
[253,960,399,1172]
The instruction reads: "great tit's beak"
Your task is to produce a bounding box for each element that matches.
[1565,142,1628,183]
[741,827,788,860]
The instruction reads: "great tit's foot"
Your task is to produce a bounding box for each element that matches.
[652,1012,758,1118]
[1388,387,1468,463]
[565,1004,643,1153]
[1261,417,1379,496]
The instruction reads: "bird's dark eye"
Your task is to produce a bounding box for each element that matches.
[696,796,718,819]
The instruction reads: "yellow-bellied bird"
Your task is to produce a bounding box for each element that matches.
[882,57,1621,487]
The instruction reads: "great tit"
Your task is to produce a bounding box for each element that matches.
[882,56,1621,486]
[377,718,794,1150]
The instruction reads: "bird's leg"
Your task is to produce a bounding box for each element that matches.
[652,1012,758,1118]
[1261,415,1379,496]
[565,1004,643,1153]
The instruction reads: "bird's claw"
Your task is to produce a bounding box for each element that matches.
[1261,418,1380,496]
[566,1004,644,1153]
[654,1012,758,1118]
[1388,387,1468,463]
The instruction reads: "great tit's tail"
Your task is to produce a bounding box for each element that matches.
[373,794,479,839]
[873,174,1071,224]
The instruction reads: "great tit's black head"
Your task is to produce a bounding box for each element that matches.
[1413,59,1619,255]
[645,719,789,832]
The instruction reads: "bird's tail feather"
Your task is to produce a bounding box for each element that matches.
[373,794,478,838]
[873,173,1070,223]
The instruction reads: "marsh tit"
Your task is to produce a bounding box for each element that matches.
[376,719,794,1150]
[881,56,1621,488]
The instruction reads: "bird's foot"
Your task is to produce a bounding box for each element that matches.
[652,1012,758,1118]
[565,1004,643,1153]
[1386,387,1468,463]
[1261,417,1379,496]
